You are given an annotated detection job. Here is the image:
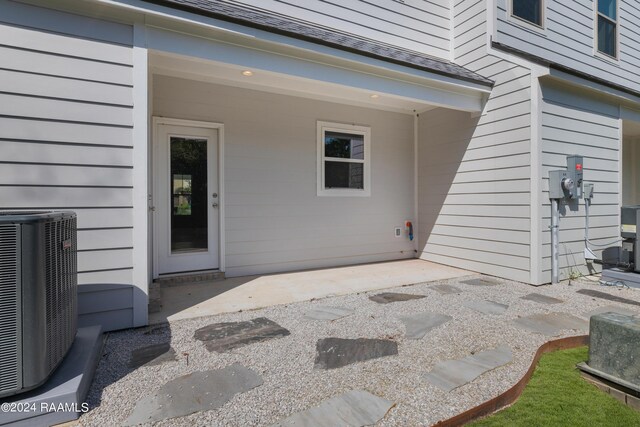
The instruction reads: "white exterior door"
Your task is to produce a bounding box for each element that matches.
[154,123,219,275]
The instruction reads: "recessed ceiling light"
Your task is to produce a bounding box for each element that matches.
[241,70,254,76]
[370,94,380,99]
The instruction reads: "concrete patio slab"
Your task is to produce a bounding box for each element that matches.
[272,390,394,427]
[424,346,512,392]
[399,312,453,339]
[463,300,509,315]
[194,317,290,353]
[577,288,640,307]
[513,312,588,336]
[369,292,426,304]
[149,259,471,323]
[129,343,176,369]
[584,304,639,318]
[430,284,462,295]
[314,338,398,370]
[124,364,262,426]
[521,293,563,305]
[304,306,355,321]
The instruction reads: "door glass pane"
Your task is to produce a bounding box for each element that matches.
[324,161,364,189]
[170,137,208,253]
[325,131,364,159]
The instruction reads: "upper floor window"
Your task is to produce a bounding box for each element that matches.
[512,0,543,27]
[597,0,618,58]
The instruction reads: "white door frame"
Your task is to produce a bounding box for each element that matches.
[151,116,225,278]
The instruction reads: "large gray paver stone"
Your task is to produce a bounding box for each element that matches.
[460,277,500,287]
[369,292,425,304]
[431,284,462,295]
[305,306,355,321]
[314,338,398,370]
[521,293,563,305]
[129,343,177,368]
[399,312,453,339]
[271,390,394,427]
[194,317,290,352]
[124,364,263,426]
[463,300,509,315]
[424,346,512,392]
[586,312,640,388]
[513,312,588,336]
[585,304,638,318]
[577,289,640,307]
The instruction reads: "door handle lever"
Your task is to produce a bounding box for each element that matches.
[212,203,219,208]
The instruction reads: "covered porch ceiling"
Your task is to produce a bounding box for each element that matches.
[150,51,487,115]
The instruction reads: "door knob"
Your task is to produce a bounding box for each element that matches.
[212,193,218,198]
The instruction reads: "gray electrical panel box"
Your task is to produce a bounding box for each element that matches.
[549,155,584,200]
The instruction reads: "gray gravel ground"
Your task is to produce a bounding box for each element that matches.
[79,274,640,426]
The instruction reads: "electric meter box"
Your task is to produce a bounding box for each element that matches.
[567,155,584,199]
[549,155,584,200]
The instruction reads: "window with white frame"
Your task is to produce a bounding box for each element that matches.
[511,0,543,27]
[597,0,618,58]
[317,121,370,197]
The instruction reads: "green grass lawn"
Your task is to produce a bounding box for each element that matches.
[470,347,640,427]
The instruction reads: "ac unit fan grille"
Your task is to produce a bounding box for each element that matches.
[44,217,77,373]
[0,225,19,394]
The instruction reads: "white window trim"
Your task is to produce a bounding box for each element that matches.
[594,0,620,61]
[317,121,371,197]
[508,0,546,34]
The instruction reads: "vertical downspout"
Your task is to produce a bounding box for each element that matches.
[414,112,420,255]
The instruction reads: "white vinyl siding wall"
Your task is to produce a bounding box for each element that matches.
[0,2,137,329]
[495,0,640,93]
[227,0,452,59]
[539,81,621,282]
[153,75,416,277]
[417,0,532,283]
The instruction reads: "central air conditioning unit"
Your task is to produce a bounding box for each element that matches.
[0,211,78,398]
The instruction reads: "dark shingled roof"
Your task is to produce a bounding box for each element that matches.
[144,0,494,87]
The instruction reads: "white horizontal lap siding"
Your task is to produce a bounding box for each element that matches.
[539,81,621,281]
[495,0,640,93]
[0,2,135,289]
[227,0,451,58]
[417,0,532,282]
[153,75,416,277]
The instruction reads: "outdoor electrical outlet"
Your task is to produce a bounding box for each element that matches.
[394,227,402,237]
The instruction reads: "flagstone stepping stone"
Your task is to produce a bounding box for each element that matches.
[129,343,177,368]
[584,304,638,318]
[513,312,588,336]
[194,317,290,353]
[463,300,509,315]
[399,312,453,339]
[314,338,398,370]
[461,277,501,287]
[124,364,263,426]
[271,390,394,427]
[431,284,462,295]
[369,292,425,304]
[305,306,355,321]
[424,345,512,392]
[577,289,640,307]
[521,293,563,305]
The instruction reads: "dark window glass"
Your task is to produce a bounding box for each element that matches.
[598,0,616,20]
[598,15,616,57]
[324,162,364,189]
[170,137,208,253]
[324,131,364,159]
[512,0,542,26]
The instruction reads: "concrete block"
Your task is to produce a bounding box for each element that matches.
[588,313,640,388]
[0,326,103,427]
[626,394,640,411]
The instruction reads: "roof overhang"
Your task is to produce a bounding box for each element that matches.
[39,0,493,113]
